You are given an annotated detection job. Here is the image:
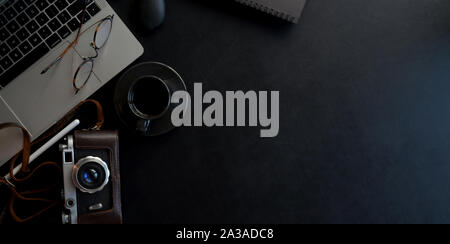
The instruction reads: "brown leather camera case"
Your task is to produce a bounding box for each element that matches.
[74,130,122,224]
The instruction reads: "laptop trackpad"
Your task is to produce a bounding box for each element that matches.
[0,99,24,167]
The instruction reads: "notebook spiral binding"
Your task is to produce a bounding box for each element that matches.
[234,0,298,23]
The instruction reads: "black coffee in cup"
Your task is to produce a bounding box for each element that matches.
[115,62,187,136]
[129,76,171,119]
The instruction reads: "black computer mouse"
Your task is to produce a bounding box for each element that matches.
[136,0,166,31]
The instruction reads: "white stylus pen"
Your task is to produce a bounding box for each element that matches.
[3,119,80,182]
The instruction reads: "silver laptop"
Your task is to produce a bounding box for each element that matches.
[0,0,144,166]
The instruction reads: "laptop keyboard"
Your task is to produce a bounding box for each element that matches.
[0,0,102,90]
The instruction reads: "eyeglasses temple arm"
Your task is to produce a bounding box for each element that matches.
[40,8,87,74]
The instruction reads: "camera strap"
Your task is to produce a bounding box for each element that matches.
[0,99,104,223]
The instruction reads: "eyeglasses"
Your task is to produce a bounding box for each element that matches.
[72,15,114,93]
[41,7,114,94]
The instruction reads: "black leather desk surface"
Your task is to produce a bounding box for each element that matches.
[93,0,450,223]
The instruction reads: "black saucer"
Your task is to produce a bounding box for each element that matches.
[114,62,187,136]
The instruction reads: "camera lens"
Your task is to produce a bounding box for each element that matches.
[78,162,106,189]
[73,156,110,194]
[84,169,98,183]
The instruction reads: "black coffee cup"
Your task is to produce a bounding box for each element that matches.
[128,76,171,134]
[114,62,187,136]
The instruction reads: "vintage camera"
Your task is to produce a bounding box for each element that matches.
[59,130,122,224]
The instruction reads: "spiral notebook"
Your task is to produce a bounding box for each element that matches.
[235,0,307,23]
